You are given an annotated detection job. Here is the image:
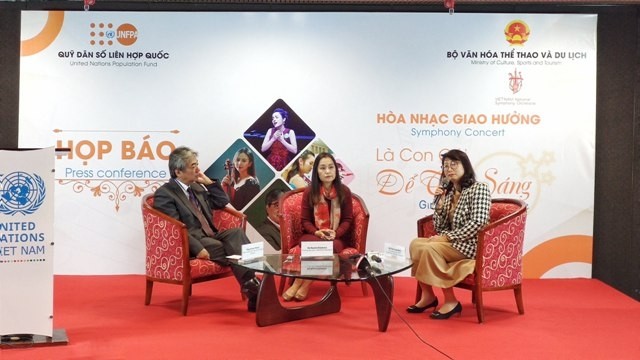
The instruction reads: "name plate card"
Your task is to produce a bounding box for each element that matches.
[301,241,333,258]
[301,260,334,275]
[241,242,264,261]
[384,242,406,261]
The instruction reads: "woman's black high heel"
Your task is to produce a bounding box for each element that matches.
[430,302,462,320]
[406,298,438,313]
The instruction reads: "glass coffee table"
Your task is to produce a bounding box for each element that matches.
[230,254,412,332]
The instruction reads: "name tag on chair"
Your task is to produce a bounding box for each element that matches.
[301,241,333,258]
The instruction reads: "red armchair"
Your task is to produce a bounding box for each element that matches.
[416,198,528,323]
[141,193,246,315]
[278,188,370,295]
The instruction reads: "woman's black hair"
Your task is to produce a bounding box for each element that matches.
[309,152,344,206]
[441,149,476,190]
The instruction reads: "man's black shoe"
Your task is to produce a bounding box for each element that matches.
[247,296,257,312]
[241,277,261,299]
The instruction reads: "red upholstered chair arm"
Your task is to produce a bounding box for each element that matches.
[417,214,437,238]
[142,195,189,282]
[476,200,527,288]
[280,211,303,253]
[279,189,305,253]
[212,207,246,232]
[350,213,369,252]
[350,193,370,253]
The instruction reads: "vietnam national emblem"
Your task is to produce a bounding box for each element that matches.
[504,20,530,46]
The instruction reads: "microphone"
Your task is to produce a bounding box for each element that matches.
[369,254,382,264]
[432,177,450,207]
[348,254,382,277]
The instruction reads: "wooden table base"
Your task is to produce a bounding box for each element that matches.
[255,273,341,327]
[255,273,395,332]
[366,274,394,332]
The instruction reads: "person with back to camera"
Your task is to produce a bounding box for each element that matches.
[282,152,354,301]
[256,188,286,251]
[408,149,491,319]
[261,107,297,171]
[153,146,261,312]
[222,147,260,210]
[286,149,315,189]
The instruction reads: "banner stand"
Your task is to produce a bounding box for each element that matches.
[0,148,70,349]
[0,329,69,348]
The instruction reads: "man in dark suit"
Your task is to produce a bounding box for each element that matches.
[256,188,285,251]
[153,146,260,312]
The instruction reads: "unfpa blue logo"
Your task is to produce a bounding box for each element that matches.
[0,172,46,215]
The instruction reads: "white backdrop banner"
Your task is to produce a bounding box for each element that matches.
[19,11,597,278]
[0,148,54,337]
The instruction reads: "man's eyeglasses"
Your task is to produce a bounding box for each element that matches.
[442,161,459,170]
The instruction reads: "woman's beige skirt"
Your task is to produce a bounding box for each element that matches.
[409,237,475,288]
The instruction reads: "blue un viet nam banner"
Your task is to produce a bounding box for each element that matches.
[0,147,55,337]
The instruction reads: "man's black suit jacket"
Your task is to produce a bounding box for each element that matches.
[153,179,229,256]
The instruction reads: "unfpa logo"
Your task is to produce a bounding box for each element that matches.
[116,24,138,46]
[90,22,138,46]
[0,172,46,216]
